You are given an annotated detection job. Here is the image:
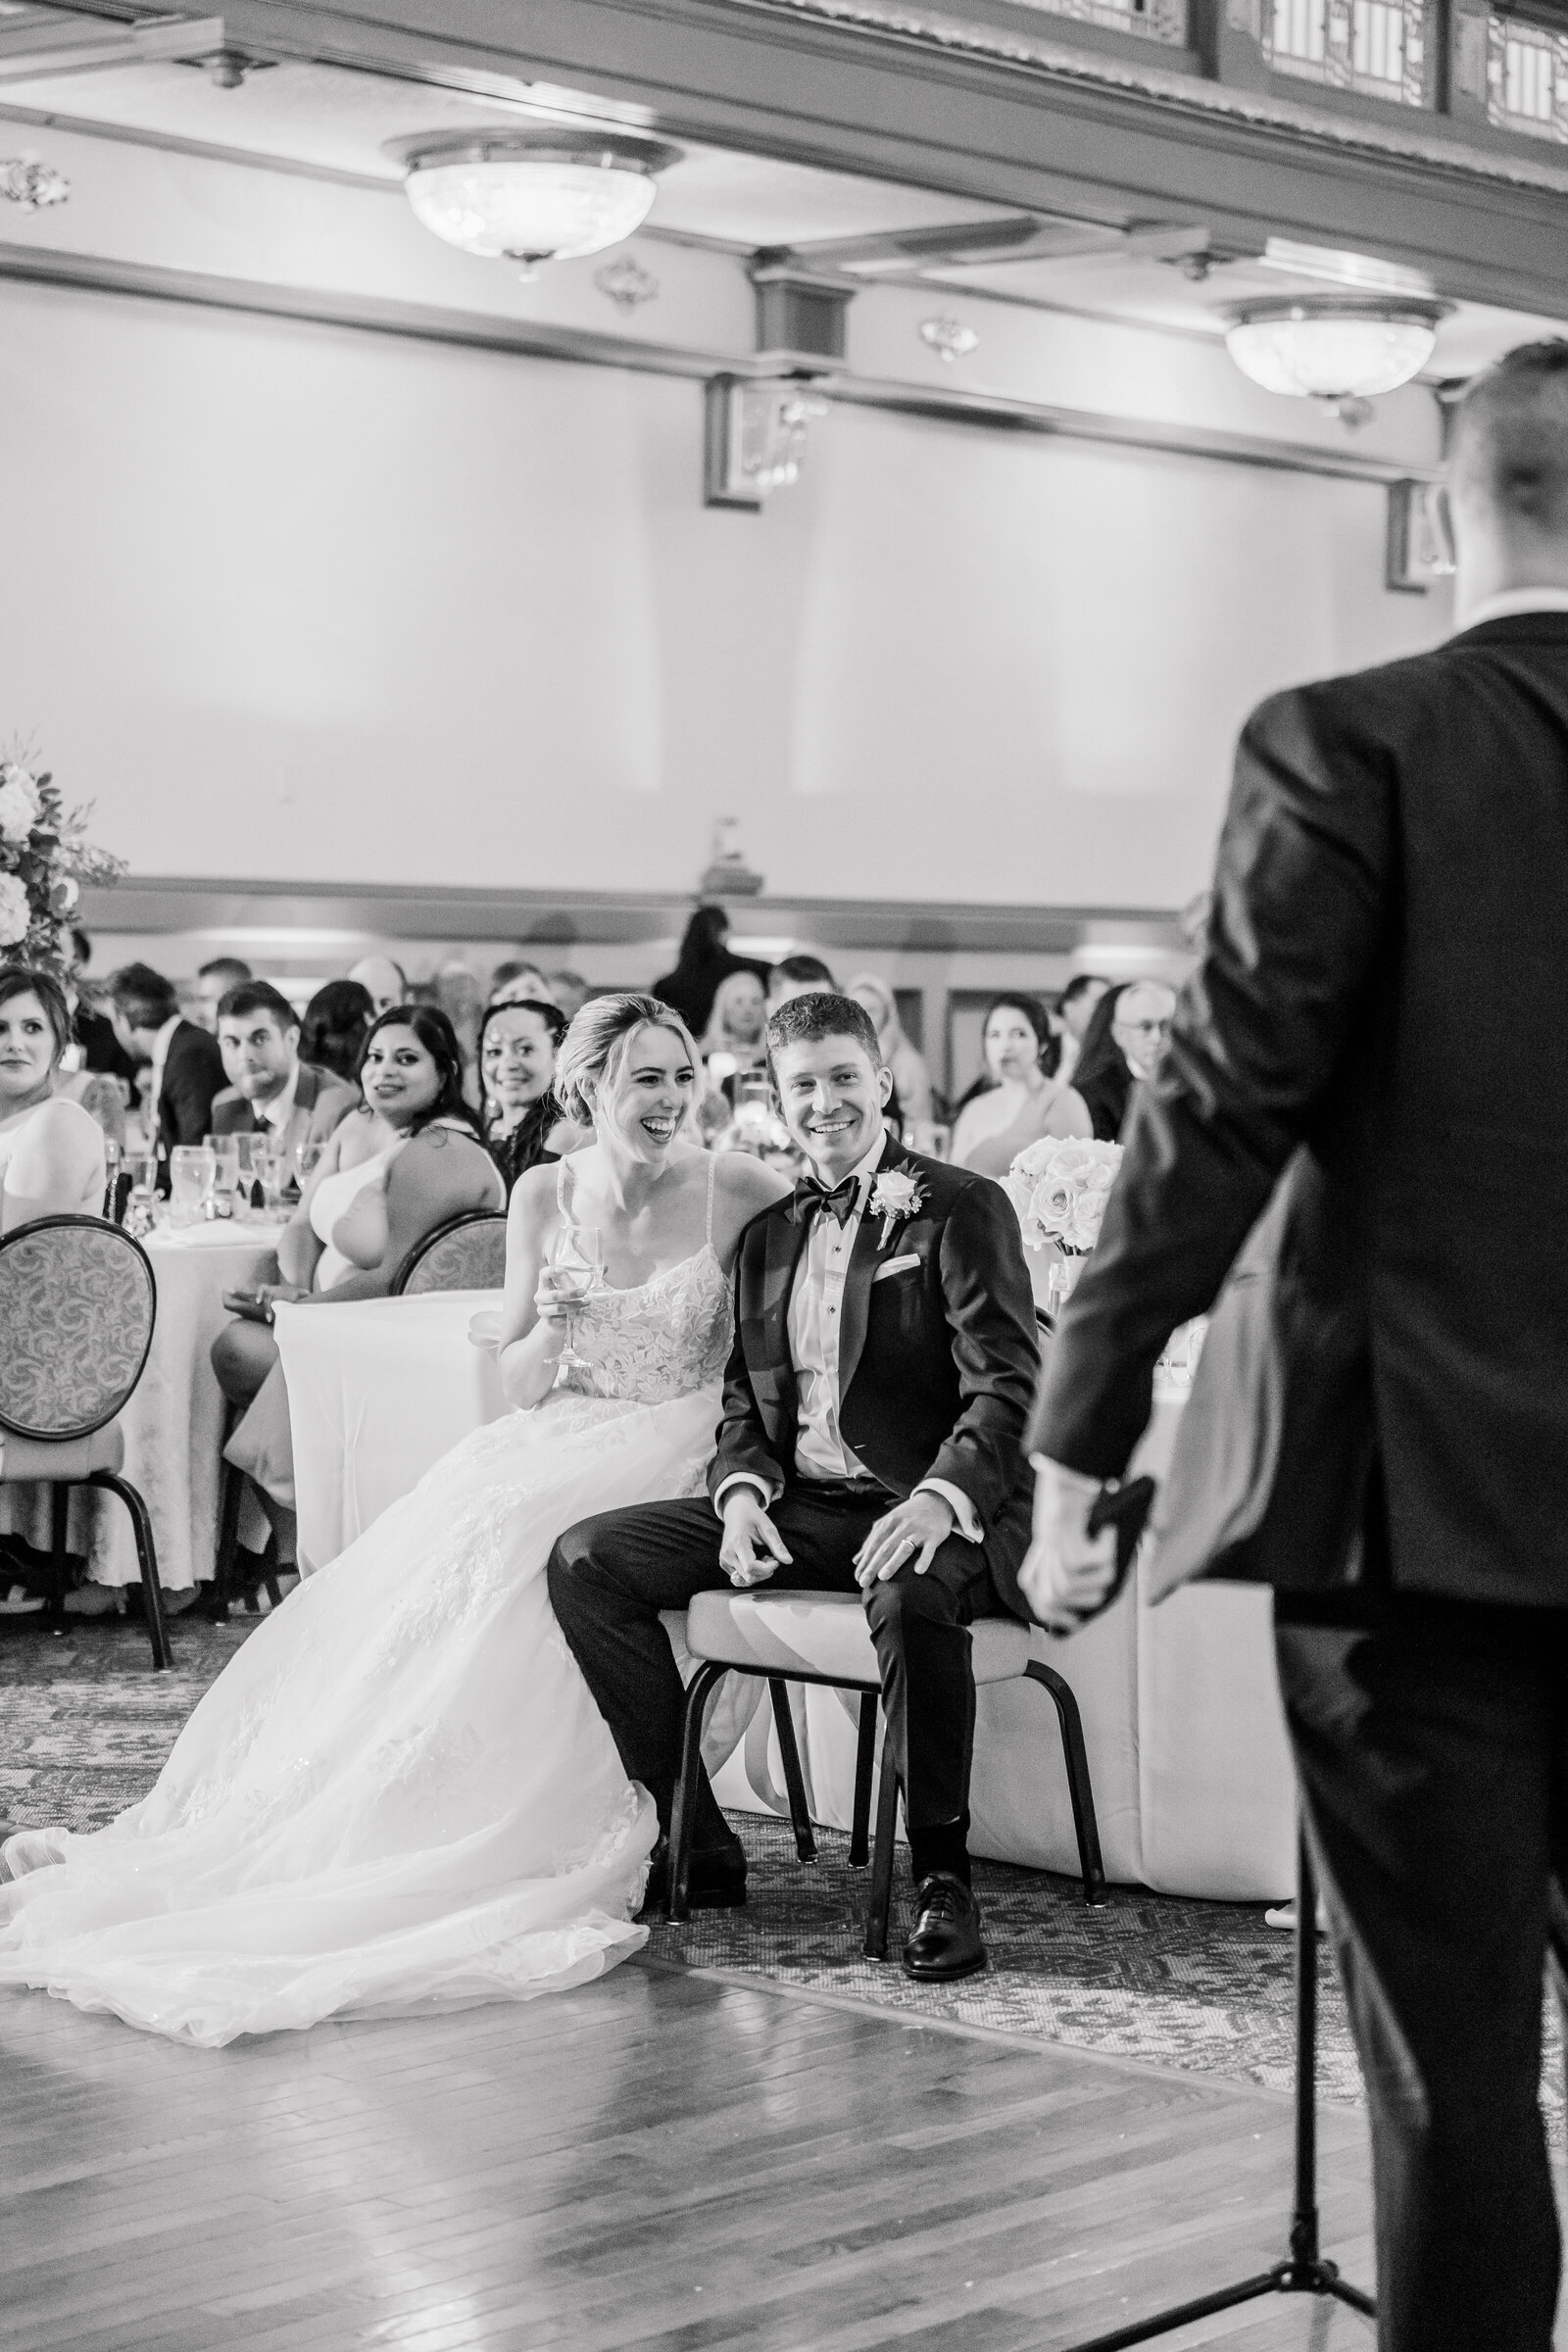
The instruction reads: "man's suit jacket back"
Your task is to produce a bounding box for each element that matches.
[210,1062,358,1163]
[1032,612,1568,1608]
[711,1138,1042,1616]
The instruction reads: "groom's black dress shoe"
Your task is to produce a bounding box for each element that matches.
[902,1873,987,1981]
[639,1836,748,1919]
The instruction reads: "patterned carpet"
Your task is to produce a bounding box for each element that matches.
[1,1609,1561,2144]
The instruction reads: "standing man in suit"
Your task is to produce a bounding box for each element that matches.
[211,981,357,1168]
[109,962,226,1170]
[548,991,1040,1980]
[1025,341,1568,2352]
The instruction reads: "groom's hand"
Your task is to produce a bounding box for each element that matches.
[719,1489,794,1588]
[1019,1459,1120,1632]
[855,1491,954,1588]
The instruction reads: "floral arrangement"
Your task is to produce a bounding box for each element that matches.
[0,752,124,973]
[1004,1134,1123,1255]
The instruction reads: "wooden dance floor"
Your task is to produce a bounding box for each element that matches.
[0,1950,1395,2352]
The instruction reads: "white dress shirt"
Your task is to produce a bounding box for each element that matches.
[146,1012,181,1131]
[256,1057,301,1134]
[715,1130,980,1540]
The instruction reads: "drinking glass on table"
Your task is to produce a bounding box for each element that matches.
[204,1133,240,1219]
[295,1137,324,1191]
[542,1224,603,1375]
[101,1136,122,1223]
[169,1145,214,1228]
[258,1135,289,1217]
[124,1150,159,1237]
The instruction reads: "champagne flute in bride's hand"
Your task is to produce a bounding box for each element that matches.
[544,1223,603,1374]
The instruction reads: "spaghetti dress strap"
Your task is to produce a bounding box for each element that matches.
[705,1152,716,1245]
[556,1156,570,1218]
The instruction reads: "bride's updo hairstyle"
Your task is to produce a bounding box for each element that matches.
[553,993,702,1128]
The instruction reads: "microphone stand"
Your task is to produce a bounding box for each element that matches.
[1058,1823,1375,2350]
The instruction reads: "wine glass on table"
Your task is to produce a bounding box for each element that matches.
[545,1224,603,1376]
[294,1137,324,1192]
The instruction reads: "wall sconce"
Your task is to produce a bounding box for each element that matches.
[1386,479,1454,593]
[704,375,829,512]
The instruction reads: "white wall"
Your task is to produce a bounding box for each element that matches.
[0,275,1446,907]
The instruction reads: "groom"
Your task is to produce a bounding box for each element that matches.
[547,991,1041,1981]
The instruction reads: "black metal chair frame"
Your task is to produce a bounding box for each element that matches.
[210,1399,284,1624]
[389,1207,511,1297]
[669,1648,1107,1955]
[0,1215,171,1670]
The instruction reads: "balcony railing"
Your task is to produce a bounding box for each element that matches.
[1489,12,1568,138]
[1005,0,1189,47]
[1263,0,1431,102]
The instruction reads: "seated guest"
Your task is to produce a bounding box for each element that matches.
[212,1005,504,1565]
[192,956,252,1034]
[951,995,1090,1176]
[1070,980,1176,1142]
[298,978,374,1088]
[478,997,580,1196]
[547,969,592,1020]
[0,964,106,1231]
[766,953,836,1013]
[488,958,555,1007]
[701,969,768,1078]
[66,928,137,1083]
[1053,972,1111,1084]
[109,961,226,1163]
[848,973,935,1127]
[346,955,407,1017]
[211,983,358,1169]
[653,904,768,1038]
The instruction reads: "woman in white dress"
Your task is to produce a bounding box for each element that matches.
[0,963,106,1233]
[0,995,787,2046]
[950,995,1091,1177]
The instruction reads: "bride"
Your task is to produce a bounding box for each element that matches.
[0,995,788,2047]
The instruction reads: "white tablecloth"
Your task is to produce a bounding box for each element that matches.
[0,1219,281,1592]
[275,1293,507,1576]
[274,1284,1298,1900]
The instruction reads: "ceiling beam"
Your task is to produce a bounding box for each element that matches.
[0,10,225,82]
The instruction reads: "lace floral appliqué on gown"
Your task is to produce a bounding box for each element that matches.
[0,1169,733,2047]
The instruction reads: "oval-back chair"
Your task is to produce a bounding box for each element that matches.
[0,1214,170,1667]
[391,1209,510,1297]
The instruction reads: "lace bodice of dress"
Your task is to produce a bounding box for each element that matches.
[556,1155,733,1406]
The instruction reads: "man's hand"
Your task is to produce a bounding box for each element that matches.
[719,1487,793,1589]
[1019,1459,1120,1633]
[854,1491,954,1589]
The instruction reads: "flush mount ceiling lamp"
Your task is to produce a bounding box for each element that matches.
[1225,296,1450,404]
[387,129,682,278]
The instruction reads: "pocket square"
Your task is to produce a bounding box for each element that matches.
[872,1253,922,1284]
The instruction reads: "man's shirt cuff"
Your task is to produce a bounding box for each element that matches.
[914,1478,981,1542]
[713,1472,774,1520]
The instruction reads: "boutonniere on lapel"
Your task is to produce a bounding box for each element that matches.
[868,1168,927,1249]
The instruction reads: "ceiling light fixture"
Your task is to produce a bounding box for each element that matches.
[1225,296,1449,402]
[387,129,682,278]
[1255,237,1436,297]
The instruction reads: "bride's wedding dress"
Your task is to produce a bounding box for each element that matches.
[0,1162,734,2047]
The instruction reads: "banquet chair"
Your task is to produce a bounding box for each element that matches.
[668,1589,1105,1954]
[0,1214,170,1669]
[391,1209,510,1296]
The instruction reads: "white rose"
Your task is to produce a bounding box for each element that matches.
[1029,1174,1076,1242]
[0,773,39,846]
[873,1171,920,1215]
[0,871,30,946]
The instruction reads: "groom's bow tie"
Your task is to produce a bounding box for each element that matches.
[797,1172,860,1228]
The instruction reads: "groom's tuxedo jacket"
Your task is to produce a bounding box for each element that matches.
[709,1136,1042,1617]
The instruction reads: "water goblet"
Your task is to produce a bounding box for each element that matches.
[205,1133,240,1219]
[545,1223,603,1375]
[169,1145,214,1229]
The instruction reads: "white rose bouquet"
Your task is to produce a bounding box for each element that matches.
[1004,1134,1123,1256]
[0,748,123,976]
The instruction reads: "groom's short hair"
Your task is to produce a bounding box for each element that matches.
[766,990,881,1069]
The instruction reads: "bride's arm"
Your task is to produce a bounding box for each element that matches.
[496,1163,568,1409]
[710,1152,792,1269]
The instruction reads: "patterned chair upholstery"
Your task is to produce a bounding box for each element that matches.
[392,1210,509,1297]
[0,1215,170,1667]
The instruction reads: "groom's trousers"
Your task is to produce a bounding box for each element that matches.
[547,1479,1020,1860]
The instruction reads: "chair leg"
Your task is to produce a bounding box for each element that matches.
[863,1722,902,1961]
[209,1453,244,1625]
[849,1690,877,1869]
[1024,1660,1107,1905]
[767,1678,817,1865]
[47,1483,70,1630]
[668,1661,728,1923]
[88,1473,171,1671]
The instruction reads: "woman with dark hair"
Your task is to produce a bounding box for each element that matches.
[0,963,106,1232]
[210,1005,503,1562]
[1070,980,1177,1141]
[478,997,582,1197]
[652,905,767,1039]
[950,994,1090,1176]
[298,978,375,1087]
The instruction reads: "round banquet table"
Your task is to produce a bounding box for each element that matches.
[0,1218,281,1592]
[275,1286,1298,1901]
[274,1292,507,1577]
